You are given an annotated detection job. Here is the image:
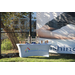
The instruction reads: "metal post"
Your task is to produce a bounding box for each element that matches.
[30,12,32,43]
[0,12,1,58]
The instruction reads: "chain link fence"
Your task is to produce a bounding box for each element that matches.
[1,12,36,58]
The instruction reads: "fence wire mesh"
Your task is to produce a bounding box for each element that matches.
[1,12,36,58]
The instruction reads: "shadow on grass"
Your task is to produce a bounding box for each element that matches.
[26,54,75,59]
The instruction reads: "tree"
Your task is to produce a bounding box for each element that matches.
[1,12,30,50]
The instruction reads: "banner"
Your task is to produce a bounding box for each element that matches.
[36,12,75,54]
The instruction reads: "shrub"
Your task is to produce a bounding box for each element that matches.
[1,39,13,50]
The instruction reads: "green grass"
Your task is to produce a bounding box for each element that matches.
[0,54,75,62]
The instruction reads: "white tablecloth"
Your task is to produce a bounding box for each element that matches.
[16,43,51,57]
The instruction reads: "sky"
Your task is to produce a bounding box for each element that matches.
[32,12,36,17]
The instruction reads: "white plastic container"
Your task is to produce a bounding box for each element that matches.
[16,43,51,57]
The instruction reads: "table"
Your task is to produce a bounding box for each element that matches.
[16,43,51,57]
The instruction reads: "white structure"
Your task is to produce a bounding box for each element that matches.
[16,43,51,57]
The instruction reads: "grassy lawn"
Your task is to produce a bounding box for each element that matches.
[1,49,19,54]
[0,54,75,62]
